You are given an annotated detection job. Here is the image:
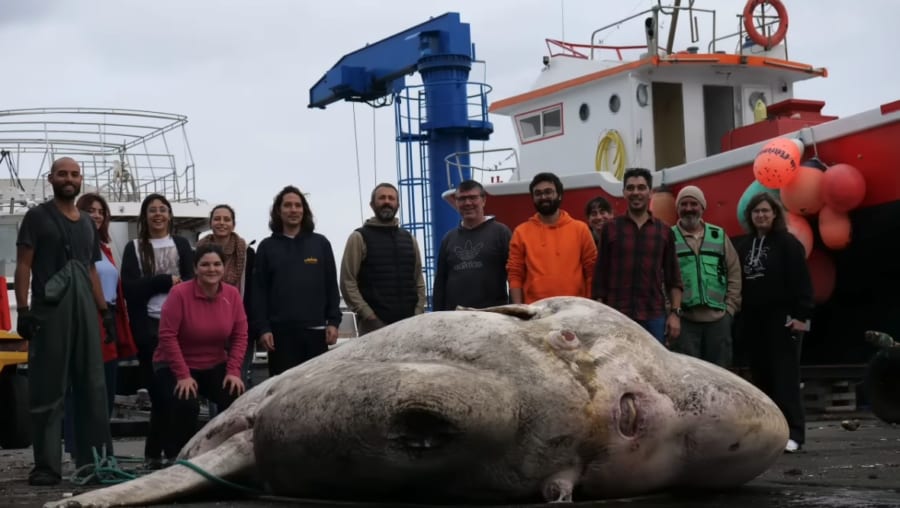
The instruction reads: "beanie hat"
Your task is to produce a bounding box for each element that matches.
[676,185,706,209]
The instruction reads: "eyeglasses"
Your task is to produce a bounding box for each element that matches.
[532,189,557,198]
[751,208,773,215]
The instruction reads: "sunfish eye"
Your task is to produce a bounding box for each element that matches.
[546,330,581,350]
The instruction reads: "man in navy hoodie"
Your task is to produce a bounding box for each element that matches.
[252,185,341,376]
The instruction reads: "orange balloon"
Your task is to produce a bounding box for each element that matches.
[822,163,867,212]
[753,138,801,189]
[785,212,813,258]
[780,166,824,216]
[819,206,852,250]
[806,249,836,304]
[650,189,677,226]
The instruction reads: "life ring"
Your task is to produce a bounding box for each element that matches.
[743,0,789,49]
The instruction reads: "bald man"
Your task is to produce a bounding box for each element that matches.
[15,157,114,485]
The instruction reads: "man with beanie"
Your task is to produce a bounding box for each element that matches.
[670,185,742,367]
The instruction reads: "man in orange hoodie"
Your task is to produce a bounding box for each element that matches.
[508,172,597,304]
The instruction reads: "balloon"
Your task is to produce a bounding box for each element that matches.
[807,249,836,304]
[737,180,781,232]
[753,138,802,189]
[822,163,866,212]
[650,188,677,226]
[780,165,824,216]
[819,206,852,250]
[785,212,813,258]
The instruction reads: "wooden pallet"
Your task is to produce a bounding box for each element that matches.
[803,380,857,413]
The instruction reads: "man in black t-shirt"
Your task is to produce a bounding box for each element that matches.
[15,157,116,486]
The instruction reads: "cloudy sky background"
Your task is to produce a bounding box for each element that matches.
[2,0,896,262]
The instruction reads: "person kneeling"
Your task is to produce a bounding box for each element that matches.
[153,243,248,462]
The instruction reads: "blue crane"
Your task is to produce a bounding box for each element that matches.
[309,12,493,308]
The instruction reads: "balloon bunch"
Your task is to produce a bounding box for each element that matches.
[738,137,868,303]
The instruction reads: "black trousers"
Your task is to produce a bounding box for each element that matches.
[136,317,167,460]
[738,307,806,444]
[267,324,328,377]
[154,363,238,459]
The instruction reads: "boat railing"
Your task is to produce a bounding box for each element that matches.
[0,108,199,205]
[444,148,520,190]
[546,39,647,61]
[588,4,720,59]
[582,2,788,61]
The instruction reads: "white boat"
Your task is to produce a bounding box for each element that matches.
[1,107,213,330]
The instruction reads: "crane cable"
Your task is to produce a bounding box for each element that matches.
[595,129,626,180]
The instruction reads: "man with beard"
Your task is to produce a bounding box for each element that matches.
[15,157,115,485]
[341,183,425,335]
[669,186,742,367]
[593,167,683,344]
[507,172,596,304]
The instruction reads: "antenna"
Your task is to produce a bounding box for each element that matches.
[560,0,566,40]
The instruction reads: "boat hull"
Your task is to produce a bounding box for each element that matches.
[482,116,900,366]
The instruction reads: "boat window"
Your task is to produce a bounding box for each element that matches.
[515,103,564,143]
[0,223,17,280]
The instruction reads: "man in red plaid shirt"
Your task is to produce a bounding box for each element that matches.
[592,168,683,344]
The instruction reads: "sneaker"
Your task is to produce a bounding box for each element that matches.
[784,439,801,453]
[28,470,61,486]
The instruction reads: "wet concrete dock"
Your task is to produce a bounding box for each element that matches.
[2,417,898,507]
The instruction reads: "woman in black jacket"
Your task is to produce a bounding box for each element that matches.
[121,193,193,468]
[736,192,813,454]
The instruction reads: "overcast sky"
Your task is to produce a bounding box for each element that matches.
[2,0,896,262]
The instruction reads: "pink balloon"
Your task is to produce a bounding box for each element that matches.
[819,206,852,250]
[822,163,866,212]
[780,166,824,216]
[807,249,836,304]
[785,212,813,259]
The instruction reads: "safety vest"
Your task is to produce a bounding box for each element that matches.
[672,223,727,311]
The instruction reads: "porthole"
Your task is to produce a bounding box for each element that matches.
[636,84,649,107]
[609,94,621,113]
[578,103,590,121]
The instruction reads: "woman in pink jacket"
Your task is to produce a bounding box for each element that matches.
[153,243,248,460]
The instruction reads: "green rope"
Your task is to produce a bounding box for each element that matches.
[69,446,138,486]
[172,459,263,496]
[67,446,263,497]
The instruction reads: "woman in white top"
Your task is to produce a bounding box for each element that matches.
[121,193,193,468]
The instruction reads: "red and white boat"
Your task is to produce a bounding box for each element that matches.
[454,1,900,365]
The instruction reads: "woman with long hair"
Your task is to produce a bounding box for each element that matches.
[252,186,341,376]
[154,243,247,458]
[120,193,193,468]
[736,192,813,453]
[195,205,256,386]
[75,193,138,408]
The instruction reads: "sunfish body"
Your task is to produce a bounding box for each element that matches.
[46,297,788,507]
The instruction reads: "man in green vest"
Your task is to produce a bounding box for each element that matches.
[670,186,742,367]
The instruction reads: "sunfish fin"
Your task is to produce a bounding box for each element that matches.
[43,429,256,508]
[457,303,540,320]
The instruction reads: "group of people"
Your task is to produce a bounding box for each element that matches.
[431,169,812,454]
[14,157,812,485]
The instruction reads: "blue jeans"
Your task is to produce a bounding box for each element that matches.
[636,316,666,344]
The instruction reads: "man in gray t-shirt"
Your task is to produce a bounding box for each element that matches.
[433,180,511,311]
[14,157,115,486]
